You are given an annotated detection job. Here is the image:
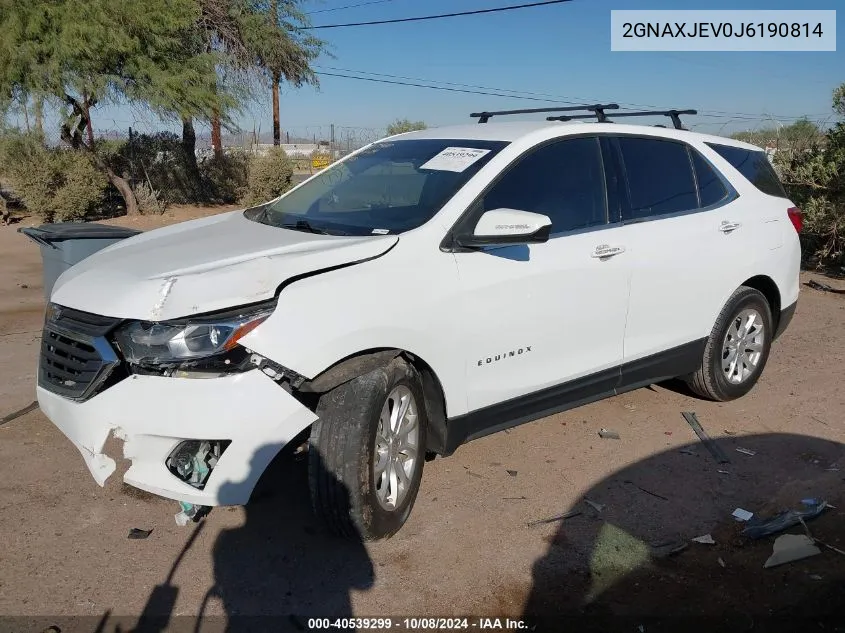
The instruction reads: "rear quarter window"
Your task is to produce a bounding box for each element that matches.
[706,143,788,198]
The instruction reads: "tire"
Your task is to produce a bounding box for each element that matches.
[308,356,427,540]
[685,286,773,402]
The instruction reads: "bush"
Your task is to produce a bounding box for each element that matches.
[101,132,198,205]
[133,181,168,215]
[241,147,294,207]
[774,121,845,269]
[200,152,249,204]
[50,154,109,221]
[0,132,107,222]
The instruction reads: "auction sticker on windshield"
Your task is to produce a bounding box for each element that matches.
[420,147,492,172]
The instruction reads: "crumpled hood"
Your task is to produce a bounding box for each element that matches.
[51,210,398,321]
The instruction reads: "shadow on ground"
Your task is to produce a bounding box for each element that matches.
[521,432,845,632]
[113,441,374,633]
[74,432,845,633]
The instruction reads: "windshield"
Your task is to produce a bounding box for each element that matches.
[247,139,508,235]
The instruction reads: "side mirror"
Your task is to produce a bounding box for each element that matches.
[455,208,552,248]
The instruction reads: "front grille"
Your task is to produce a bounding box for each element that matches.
[39,306,122,401]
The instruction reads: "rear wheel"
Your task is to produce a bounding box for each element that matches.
[308,357,427,540]
[685,286,773,401]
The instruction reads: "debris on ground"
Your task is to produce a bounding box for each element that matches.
[682,412,730,464]
[506,469,518,477]
[624,479,669,501]
[806,279,845,294]
[723,429,738,436]
[816,539,845,557]
[718,557,726,568]
[718,470,731,475]
[736,447,757,456]
[732,508,754,522]
[679,448,698,456]
[598,428,620,440]
[585,498,605,513]
[763,534,821,568]
[526,509,581,527]
[809,574,823,581]
[504,495,527,500]
[0,400,38,426]
[175,502,210,526]
[742,499,830,539]
[651,540,688,558]
[692,534,716,545]
[466,470,483,479]
[664,431,672,436]
[127,528,153,540]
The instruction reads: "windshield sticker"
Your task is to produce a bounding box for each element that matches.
[371,228,390,235]
[420,147,492,172]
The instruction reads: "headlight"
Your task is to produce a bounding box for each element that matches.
[114,303,274,365]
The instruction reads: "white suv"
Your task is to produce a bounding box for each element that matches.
[37,107,801,539]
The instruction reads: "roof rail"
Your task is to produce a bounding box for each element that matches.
[547,108,697,130]
[470,103,619,124]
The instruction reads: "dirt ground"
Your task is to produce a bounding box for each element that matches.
[1,207,844,633]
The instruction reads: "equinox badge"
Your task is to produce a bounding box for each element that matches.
[477,346,532,366]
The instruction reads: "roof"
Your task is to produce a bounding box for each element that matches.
[394,121,562,142]
[392,120,764,152]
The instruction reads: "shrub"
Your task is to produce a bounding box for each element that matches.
[133,181,168,215]
[774,121,845,268]
[0,132,107,222]
[241,147,294,207]
[101,132,198,204]
[50,154,109,221]
[200,152,249,204]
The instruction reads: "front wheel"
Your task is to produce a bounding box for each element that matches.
[308,357,427,540]
[685,286,773,401]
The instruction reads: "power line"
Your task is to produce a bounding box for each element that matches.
[306,0,397,15]
[317,66,590,104]
[308,0,572,29]
[315,71,578,103]
[316,66,831,122]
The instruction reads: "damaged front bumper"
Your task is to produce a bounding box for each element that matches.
[37,370,317,506]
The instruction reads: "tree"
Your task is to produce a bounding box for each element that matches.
[0,0,225,215]
[256,1,323,147]
[386,119,427,136]
[732,118,822,150]
[772,83,845,267]
[834,84,845,118]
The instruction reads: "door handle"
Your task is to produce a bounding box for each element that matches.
[591,244,626,259]
[719,221,742,233]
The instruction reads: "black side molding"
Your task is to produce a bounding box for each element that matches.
[773,301,797,341]
[443,338,706,455]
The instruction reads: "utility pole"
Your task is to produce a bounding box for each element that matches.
[330,123,335,155]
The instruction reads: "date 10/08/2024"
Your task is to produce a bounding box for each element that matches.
[306,617,531,631]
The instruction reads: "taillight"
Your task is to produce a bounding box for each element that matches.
[787,207,803,233]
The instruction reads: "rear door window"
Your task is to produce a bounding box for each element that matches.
[706,143,788,198]
[616,137,698,220]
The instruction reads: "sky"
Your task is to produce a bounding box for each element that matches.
[14,0,845,142]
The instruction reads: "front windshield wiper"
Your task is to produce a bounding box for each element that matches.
[280,219,347,236]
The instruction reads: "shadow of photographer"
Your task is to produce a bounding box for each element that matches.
[123,439,374,633]
[521,432,845,632]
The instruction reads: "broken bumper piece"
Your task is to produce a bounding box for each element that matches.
[37,370,317,506]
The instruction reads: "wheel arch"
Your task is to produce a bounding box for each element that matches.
[296,347,450,456]
[740,275,781,330]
